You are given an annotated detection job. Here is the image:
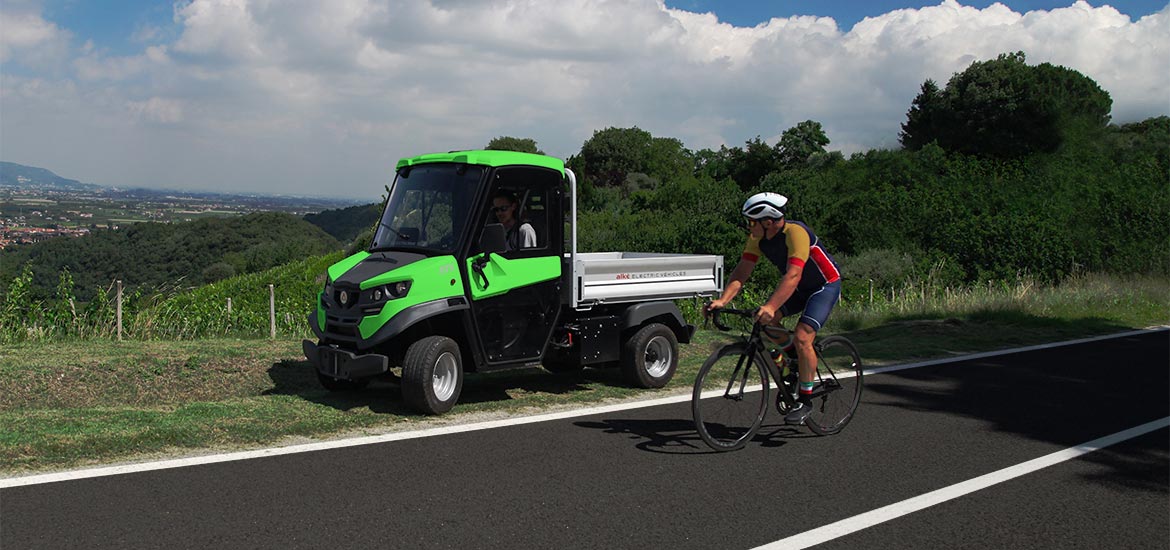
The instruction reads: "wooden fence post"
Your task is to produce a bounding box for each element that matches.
[269,284,276,339]
[116,280,123,341]
[227,297,232,315]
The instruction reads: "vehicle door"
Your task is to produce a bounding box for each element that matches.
[466,166,563,364]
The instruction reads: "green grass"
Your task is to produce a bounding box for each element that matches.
[1,273,1166,474]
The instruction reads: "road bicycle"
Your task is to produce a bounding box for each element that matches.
[692,307,863,451]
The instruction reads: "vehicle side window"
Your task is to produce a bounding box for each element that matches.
[485,167,561,258]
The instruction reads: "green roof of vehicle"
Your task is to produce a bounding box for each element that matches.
[395,150,565,175]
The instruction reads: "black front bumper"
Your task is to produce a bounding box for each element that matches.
[303,340,389,380]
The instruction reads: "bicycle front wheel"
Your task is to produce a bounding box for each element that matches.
[692,343,770,451]
[805,336,863,436]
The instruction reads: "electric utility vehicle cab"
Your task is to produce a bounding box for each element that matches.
[304,150,722,414]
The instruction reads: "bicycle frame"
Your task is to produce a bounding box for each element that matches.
[711,308,844,405]
[711,310,793,409]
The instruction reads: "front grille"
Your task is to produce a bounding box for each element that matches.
[325,313,361,341]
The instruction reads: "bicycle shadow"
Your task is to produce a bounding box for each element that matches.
[573,417,813,454]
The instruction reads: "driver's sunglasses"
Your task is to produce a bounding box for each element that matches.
[491,205,512,213]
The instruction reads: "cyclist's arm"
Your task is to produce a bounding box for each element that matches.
[711,238,760,308]
[714,259,754,306]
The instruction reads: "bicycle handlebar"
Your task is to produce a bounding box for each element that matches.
[706,306,757,332]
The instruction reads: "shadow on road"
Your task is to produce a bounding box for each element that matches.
[573,417,813,454]
[862,326,1168,494]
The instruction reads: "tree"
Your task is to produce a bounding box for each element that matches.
[899,79,944,150]
[777,120,831,168]
[574,127,654,188]
[899,52,1112,158]
[485,136,544,154]
[572,127,693,190]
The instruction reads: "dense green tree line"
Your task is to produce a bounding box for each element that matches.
[1,212,340,301]
[567,115,1167,300]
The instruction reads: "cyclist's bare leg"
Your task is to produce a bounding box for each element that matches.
[794,322,818,384]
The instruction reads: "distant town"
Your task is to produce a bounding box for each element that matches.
[0,186,366,250]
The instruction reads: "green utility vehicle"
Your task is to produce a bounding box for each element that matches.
[304,150,723,414]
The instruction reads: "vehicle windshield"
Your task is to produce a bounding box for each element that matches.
[371,163,483,254]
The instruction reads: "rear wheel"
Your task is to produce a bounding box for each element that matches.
[805,336,863,435]
[621,323,678,388]
[402,336,464,415]
[692,343,769,452]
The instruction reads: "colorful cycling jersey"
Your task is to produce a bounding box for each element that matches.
[742,220,841,291]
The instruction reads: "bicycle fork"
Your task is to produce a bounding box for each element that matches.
[722,349,755,401]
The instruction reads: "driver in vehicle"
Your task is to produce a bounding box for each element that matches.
[492,190,536,251]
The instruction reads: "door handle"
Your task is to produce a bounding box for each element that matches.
[472,255,490,290]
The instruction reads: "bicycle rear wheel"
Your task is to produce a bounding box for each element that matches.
[692,343,770,451]
[805,336,863,436]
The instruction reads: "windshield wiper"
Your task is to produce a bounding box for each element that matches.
[377,221,415,241]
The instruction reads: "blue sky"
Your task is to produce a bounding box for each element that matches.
[3,1,1168,197]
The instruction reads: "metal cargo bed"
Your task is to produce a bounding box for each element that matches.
[570,252,722,308]
[564,169,724,309]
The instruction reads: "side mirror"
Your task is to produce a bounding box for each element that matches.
[480,223,507,256]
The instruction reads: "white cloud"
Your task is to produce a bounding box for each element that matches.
[127,97,185,124]
[1,0,1167,198]
[0,8,70,64]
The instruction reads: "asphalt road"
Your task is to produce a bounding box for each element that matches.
[2,331,1167,549]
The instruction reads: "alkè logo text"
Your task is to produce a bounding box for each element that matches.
[615,271,686,280]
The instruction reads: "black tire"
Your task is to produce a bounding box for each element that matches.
[621,323,678,388]
[805,336,863,436]
[692,343,770,452]
[316,370,371,392]
[401,336,464,415]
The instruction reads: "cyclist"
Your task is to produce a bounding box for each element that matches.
[705,192,842,425]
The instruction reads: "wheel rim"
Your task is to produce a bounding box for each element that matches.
[644,335,673,378]
[432,352,459,402]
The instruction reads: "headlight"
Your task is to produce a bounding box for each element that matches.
[365,281,411,304]
[323,279,334,309]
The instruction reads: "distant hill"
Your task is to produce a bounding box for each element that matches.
[303,202,380,243]
[0,212,342,301]
[0,161,103,191]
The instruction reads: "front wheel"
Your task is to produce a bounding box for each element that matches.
[402,336,464,415]
[805,336,863,436]
[692,343,770,451]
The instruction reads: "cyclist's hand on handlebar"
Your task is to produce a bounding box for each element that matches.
[704,298,727,318]
[755,303,778,324]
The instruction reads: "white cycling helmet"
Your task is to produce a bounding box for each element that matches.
[742,192,788,220]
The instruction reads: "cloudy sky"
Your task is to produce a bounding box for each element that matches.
[2,1,1167,199]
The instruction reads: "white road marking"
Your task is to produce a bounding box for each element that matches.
[754,416,1170,550]
[1,327,1164,488]
[862,327,1167,376]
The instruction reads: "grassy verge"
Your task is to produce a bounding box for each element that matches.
[2,273,1166,474]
